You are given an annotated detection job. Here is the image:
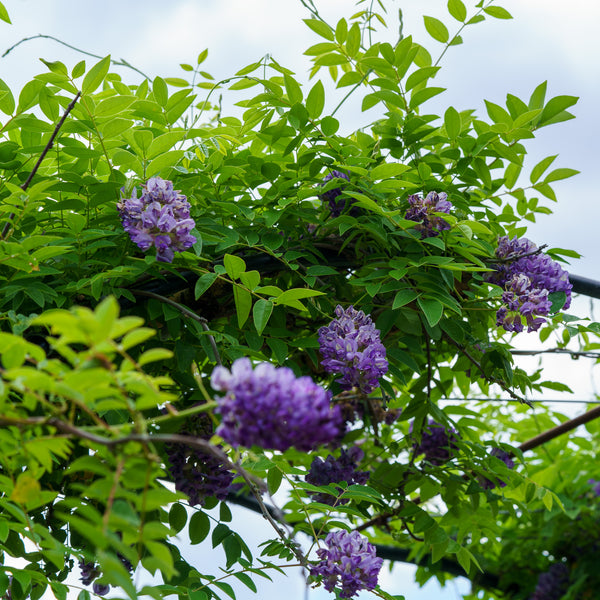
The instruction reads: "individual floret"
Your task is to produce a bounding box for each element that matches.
[405,191,452,237]
[305,447,369,505]
[117,176,196,262]
[412,419,459,465]
[318,305,388,394]
[212,358,344,452]
[310,530,383,599]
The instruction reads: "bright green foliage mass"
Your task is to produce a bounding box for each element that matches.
[0,1,598,600]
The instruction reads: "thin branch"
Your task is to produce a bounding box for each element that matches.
[511,348,600,359]
[129,288,222,366]
[519,405,600,452]
[2,34,150,79]
[443,334,531,406]
[1,91,81,239]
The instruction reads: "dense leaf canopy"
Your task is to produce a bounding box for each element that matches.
[0,1,598,600]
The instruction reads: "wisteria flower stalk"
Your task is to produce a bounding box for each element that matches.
[117,176,196,262]
[318,305,388,394]
[310,530,383,598]
[211,358,343,452]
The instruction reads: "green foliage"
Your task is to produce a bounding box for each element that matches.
[0,1,597,600]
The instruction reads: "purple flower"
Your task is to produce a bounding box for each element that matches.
[165,412,234,506]
[212,358,344,452]
[405,191,452,237]
[318,305,388,394]
[588,478,600,497]
[311,530,383,599]
[530,562,570,600]
[319,171,354,217]
[489,236,572,333]
[117,176,196,262]
[79,561,100,587]
[305,447,370,505]
[412,419,459,466]
[480,447,515,490]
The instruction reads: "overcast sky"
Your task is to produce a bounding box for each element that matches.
[1,2,598,599]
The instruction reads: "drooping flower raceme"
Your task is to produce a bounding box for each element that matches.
[489,236,572,333]
[305,447,369,505]
[310,530,383,599]
[117,176,196,262]
[530,563,570,600]
[212,358,343,452]
[318,305,388,394]
[405,191,452,237]
[165,412,234,506]
[480,447,515,490]
[412,419,459,466]
[319,170,354,217]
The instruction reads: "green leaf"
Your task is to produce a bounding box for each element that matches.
[189,511,210,545]
[253,299,273,335]
[274,288,325,310]
[423,16,449,43]
[538,95,578,126]
[543,168,579,183]
[529,155,557,184]
[417,297,444,327]
[303,18,335,41]
[409,86,445,110]
[195,273,218,300]
[345,22,361,57]
[444,106,461,138]
[0,79,15,114]
[306,80,325,118]
[0,2,11,23]
[169,503,187,533]
[224,254,246,280]
[447,0,467,22]
[82,55,111,95]
[153,76,169,107]
[284,74,303,104]
[371,163,410,179]
[234,286,252,327]
[483,5,513,19]
[267,467,283,495]
[393,289,418,310]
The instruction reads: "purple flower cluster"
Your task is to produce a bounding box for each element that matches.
[310,530,383,599]
[79,556,132,597]
[165,412,234,507]
[490,236,572,333]
[318,305,388,394]
[305,447,370,505]
[319,171,355,217]
[405,191,452,237]
[212,358,343,452]
[589,479,600,496]
[412,419,459,466]
[480,447,515,490]
[117,176,196,262]
[496,273,553,333]
[530,562,570,600]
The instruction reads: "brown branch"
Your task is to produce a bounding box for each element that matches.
[1,91,81,239]
[130,288,222,366]
[519,405,600,453]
